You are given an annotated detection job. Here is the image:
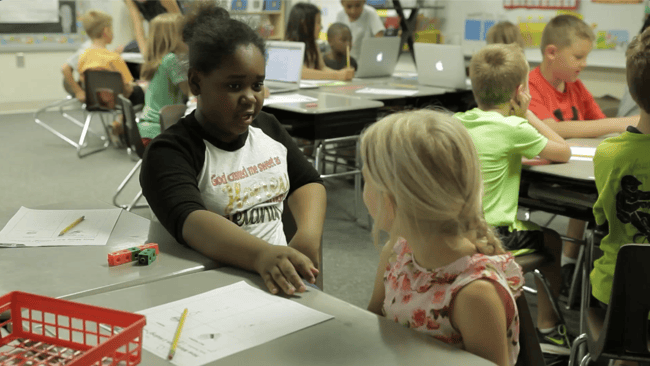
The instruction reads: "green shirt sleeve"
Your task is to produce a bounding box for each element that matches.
[509,116,548,159]
[592,143,610,226]
[163,53,188,86]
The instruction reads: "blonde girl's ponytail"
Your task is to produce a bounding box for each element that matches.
[471,215,506,255]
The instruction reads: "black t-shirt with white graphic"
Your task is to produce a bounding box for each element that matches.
[140,110,323,246]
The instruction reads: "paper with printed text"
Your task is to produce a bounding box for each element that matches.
[138,281,334,366]
[0,207,121,247]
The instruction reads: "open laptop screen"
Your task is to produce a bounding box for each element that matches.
[265,42,304,83]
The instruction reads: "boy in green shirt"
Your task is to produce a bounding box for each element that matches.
[455,43,573,354]
[591,28,650,318]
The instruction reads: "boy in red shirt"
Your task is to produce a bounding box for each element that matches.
[528,15,639,307]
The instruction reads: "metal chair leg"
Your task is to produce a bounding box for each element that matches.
[568,333,588,366]
[523,286,537,294]
[566,245,585,310]
[314,142,323,174]
[113,160,142,208]
[76,112,110,158]
[579,353,592,366]
[126,190,147,212]
[35,96,106,151]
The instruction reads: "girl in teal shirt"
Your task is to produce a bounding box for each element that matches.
[138,12,190,146]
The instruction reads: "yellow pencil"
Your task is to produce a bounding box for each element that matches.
[346,44,350,68]
[168,308,188,360]
[58,216,84,236]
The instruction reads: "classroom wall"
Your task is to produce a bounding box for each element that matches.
[436,0,645,99]
[1,0,643,113]
[0,1,133,114]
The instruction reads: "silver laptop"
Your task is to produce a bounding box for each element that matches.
[355,37,401,78]
[265,41,305,94]
[414,43,467,90]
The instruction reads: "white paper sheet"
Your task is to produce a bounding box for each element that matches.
[355,87,419,96]
[120,52,144,64]
[0,207,121,247]
[299,80,344,88]
[570,146,596,158]
[391,71,418,80]
[138,281,334,366]
[570,156,593,162]
[263,93,318,105]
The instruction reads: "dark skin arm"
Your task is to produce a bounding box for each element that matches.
[286,182,327,269]
[182,209,317,295]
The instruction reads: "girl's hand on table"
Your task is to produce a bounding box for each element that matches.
[254,246,318,295]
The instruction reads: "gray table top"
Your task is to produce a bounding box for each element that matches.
[316,78,449,101]
[0,202,216,300]
[74,267,496,366]
[524,137,605,183]
[263,89,384,114]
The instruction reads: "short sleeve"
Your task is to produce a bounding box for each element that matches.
[578,81,606,120]
[528,82,555,121]
[510,117,549,159]
[68,41,92,71]
[592,146,608,225]
[108,55,134,84]
[592,197,607,226]
[366,5,385,35]
[163,53,188,86]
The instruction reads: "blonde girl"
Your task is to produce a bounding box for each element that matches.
[363,110,525,366]
[138,12,189,145]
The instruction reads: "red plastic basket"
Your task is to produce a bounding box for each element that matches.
[0,291,146,365]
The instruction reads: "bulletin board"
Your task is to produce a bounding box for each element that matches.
[503,0,580,9]
[450,0,646,65]
[0,0,84,52]
[592,0,641,3]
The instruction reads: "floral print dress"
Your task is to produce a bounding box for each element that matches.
[382,238,525,366]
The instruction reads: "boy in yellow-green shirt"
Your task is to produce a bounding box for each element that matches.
[591,28,650,311]
[455,43,574,355]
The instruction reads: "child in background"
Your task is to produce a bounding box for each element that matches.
[61,39,92,102]
[138,13,189,146]
[528,14,640,301]
[123,0,183,57]
[140,1,326,296]
[486,21,525,49]
[590,30,650,366]
[285,3,354,81]
[364,109,525,366]
[529,15,638,137]
[336,0,385,60]
[455,44,573,355]
[324,22,358,71]
[78,10,145,107]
